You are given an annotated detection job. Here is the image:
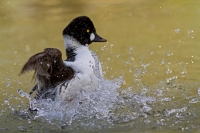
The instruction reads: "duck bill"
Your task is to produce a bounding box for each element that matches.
[92,33,107,42]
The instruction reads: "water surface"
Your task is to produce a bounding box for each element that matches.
[1,0,200,132]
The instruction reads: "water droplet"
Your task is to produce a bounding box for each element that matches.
[116,54,120,58]
[130,46,133,51]
[125,60,131,65]
[141,86,149,94]
[110,44,114,47]
[175,28,181,33]
[6,82,11,87]
[161,59,165,64]
[28,119,31,124]
[18,126,27,132]
[144,119,151,123]
[25,45,30,52]
[166,66,172,74]
[156,89,163,96]
[122,80,126,85]
[18,81,22,84]
[4,99,9,105]
[167,53,171,56]
[198,88,200,95]
[131,57,134,60]
[189,98,199,103]
[134,68,140,77]
[160,97,171,102]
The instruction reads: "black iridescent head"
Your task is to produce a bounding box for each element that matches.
[62,16,107,45]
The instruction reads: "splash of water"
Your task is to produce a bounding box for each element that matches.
[3,55,196,131]
[16,76,122,126]
[3,72,197,132]
[13,74,158,129]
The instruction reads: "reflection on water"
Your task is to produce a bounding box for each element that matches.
[1,0,200,132]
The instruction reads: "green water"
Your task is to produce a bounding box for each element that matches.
[1,0,200,132]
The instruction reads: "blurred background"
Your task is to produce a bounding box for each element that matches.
[0,0,200,132]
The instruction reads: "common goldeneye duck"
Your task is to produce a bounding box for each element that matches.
[20,16,107,102]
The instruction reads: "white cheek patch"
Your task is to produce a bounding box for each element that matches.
[90,33,95,41]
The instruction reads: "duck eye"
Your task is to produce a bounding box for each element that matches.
[86,29,90,33]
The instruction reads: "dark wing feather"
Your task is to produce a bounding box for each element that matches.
[20,48,74,96]
[20,52,45,74]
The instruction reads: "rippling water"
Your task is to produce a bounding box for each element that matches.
[1,0,200,132]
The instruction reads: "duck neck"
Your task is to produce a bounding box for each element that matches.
[63,35,88,61]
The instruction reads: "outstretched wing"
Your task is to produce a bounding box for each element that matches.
[20,48,74,95]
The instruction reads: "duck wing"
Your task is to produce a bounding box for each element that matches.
[20,48,74,97]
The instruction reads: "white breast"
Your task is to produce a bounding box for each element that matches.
[56,45,99,101]
[65,46,96,74]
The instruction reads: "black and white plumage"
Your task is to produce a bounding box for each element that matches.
[20,16,107,102]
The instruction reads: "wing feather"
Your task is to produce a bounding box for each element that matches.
[20,48,74,97]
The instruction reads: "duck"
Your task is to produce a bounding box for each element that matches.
[20,16,107,102]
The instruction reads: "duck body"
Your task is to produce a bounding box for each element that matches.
[56,35,100,101]
[20,16,107,102]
